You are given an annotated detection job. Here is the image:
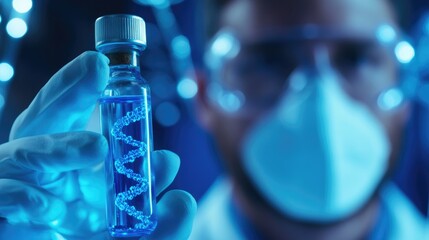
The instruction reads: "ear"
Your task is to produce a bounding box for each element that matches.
[194,69,216,131]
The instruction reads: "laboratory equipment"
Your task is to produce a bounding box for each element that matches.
[96,14,157,237]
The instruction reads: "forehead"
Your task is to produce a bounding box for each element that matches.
[221,0,398,40]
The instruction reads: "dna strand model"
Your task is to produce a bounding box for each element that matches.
[111,105,151,229]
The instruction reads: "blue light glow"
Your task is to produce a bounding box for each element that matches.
[177,77,198,99]
[377,88,404,110]
[218,91,243,112]
[111,105,152,229]
[0,63,14,81]
[0,15,2,23]
[171,35,191,59]
[49,219,60,227]
[6,18,28,38]
[12,0,33,14]
[376,25,396,43]
[211,32,239,58]
[208,83,245,112]
[155,102,180,127]
[395,41,415,64]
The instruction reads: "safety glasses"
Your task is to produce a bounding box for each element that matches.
[205,25,417,116]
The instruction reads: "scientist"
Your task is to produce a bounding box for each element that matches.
[189,0,429,239]
[0,0,428,240]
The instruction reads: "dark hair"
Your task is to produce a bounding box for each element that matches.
[203,0,410,41]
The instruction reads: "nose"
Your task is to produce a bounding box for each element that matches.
[313,45,333,72]
[286,44,336,93]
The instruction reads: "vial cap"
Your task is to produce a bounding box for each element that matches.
[95,14,146,51]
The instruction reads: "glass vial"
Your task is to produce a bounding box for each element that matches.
[95,14,157,237]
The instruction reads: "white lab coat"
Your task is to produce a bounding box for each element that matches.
[189,177,429,240]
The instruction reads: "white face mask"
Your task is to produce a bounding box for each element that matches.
[241,69,391,222]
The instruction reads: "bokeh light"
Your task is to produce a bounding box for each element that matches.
[0,63,15,82]
[12,0,33,14]
[171,35,191,59]
[6,18,28,38]
[395,41,415,64]
[377,88,404,110]
[218,91,243,112]
[177,77,198,99]
[211,32,236,57]
[376,25,397,43]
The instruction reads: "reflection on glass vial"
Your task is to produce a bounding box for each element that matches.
[95,14,157,237]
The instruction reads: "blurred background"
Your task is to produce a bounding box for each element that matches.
[0,0,429,216]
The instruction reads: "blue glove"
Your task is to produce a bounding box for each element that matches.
[0,51,196,239]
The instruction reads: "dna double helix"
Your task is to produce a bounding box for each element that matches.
[111,105,151,229]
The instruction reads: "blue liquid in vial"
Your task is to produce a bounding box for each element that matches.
[100,95,157,237]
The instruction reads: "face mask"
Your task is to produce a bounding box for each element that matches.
[241,69,390,222]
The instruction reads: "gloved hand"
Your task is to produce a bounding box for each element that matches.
[0,51,196,240]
